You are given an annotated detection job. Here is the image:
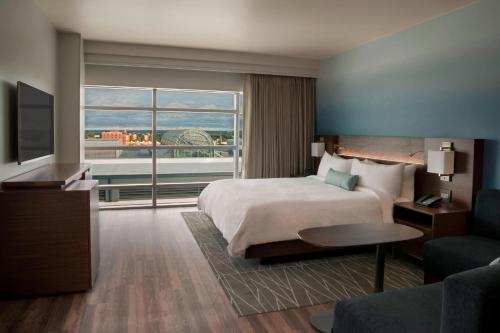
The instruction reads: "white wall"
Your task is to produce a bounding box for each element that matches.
[57,32,84,163]
[0,0,57,181]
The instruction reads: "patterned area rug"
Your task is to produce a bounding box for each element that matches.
[182,211,423,316]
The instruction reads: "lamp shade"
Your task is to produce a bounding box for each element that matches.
[427,150,455,175]
[311,142,325,157]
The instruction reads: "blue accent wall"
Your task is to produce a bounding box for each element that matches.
[317,0,500,189]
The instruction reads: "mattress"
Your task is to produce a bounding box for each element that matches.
[198,176,394,257]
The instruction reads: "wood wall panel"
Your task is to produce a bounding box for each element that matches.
[419,138,483,210]
[316,135,483,210]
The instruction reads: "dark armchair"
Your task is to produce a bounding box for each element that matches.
[424,189,500,281]
[332,264,500,333]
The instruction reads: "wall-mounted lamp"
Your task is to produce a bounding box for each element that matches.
[427,142,455,182]
[334,145,345,154]
[409,150,424,157]
[310,142,326,176]
[311,142,325,157]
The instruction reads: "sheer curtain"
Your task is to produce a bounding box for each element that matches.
[242,74,315,178]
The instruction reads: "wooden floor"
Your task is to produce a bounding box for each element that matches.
[0,208,330,332]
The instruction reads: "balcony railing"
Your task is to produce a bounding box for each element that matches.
[87,156,238,207]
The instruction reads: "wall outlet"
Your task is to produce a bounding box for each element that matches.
[440,175,452,182]
[441,189,452,203]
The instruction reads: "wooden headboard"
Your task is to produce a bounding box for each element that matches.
[316,135,484,210]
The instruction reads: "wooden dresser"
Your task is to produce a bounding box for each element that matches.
[0,163,99,298]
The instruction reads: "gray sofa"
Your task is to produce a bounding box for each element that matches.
[332,264,500,333]
[424,189,500,281]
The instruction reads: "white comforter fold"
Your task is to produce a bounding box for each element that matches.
[198,176,394,257]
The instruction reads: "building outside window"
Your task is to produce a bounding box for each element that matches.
[84,86,243,207]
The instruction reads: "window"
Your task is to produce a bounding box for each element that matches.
[84,86,242,207]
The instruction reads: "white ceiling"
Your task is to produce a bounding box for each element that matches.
[35,0,476,60]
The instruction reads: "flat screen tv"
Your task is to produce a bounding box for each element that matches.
[17,81,54,165]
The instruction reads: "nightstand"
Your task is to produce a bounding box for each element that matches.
[393,202,469,259]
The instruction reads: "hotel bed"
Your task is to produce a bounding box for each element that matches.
[196,135,482,260]
[198,147,419,258]
[198,175,396,257]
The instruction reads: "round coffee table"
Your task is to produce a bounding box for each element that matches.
[298,223,423,333]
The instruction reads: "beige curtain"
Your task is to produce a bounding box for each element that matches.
[242,74,315,178]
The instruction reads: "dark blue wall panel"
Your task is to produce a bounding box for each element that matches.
[317,0,500,188]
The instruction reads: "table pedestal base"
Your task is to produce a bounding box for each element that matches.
[310,244,386,332]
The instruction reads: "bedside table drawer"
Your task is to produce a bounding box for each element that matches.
[394,206,433,228]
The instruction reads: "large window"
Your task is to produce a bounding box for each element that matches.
[85,86,242,207]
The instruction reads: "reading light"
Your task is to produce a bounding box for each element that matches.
[409,150,424,157]
[427,142,455,182]
[311,142,325,157]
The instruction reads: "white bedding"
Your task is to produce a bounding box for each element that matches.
[198,176,395,257]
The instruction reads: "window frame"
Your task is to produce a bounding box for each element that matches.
[84,85,242,208]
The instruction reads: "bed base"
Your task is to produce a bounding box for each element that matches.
[244,239,370,264]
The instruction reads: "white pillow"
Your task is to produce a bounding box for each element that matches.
[317,152,352,178]
[317,152,333,178]
[351,159,404,199]
[401,164,417,201]
[331,154,353,173]
[490,257,500,266]
[362,160,416,201]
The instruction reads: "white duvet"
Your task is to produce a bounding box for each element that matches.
[198,176,395,257]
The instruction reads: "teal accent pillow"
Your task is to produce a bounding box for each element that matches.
[324,168,359,191]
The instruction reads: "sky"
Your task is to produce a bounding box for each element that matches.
[85,87,239,131]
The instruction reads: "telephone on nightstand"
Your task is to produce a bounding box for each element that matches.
[415,194,443,208]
